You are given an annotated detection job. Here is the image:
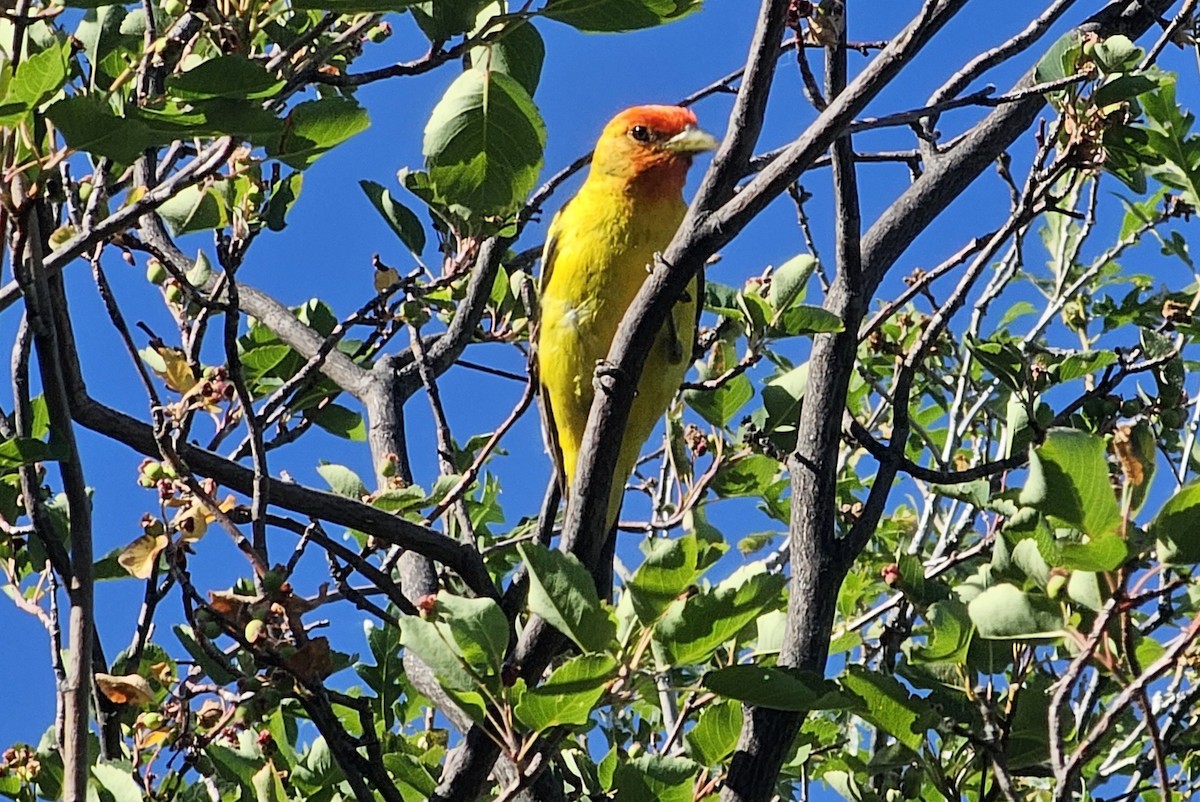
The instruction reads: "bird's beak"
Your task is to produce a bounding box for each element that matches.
[661,125,719,154]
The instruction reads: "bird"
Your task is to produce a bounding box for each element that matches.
[535,105,718,530]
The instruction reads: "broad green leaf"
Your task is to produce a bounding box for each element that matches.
[412,0,490,41]
[702,666,843,711]
[1019,428,1120,538]
[1057,350,1117,382]
[271,98,370,170]
[47,96,155,163]
[627,535,700,625]
[1091,34,1141,71]
[518,543,615,653]
[1094,74,1159,108]
[1034,33,1079,84]
[424,69,545,215]
[397,614,477,692]
[514,653,616,731]
[0,436,57,470]
[841,667,938,753]
[158,184,228,235]
[252,763,288,802]
[770,304,844,337]
[265,172,303,232]
[293,0,418,10]
[8,41,68,109]
[1151,480,1200,563]
[542,0,702,32]
[307,403,367,442]
[168,55,284,100]
[910,599,972,665]
[470,12,545,96]
[766,254,815,310]
[92,763,144,802]
[966,583,1064,639]
[761,363,809,431]
[684,373,751,428]
[316,463,368,499]
[1058,534,1127,572]
[686,700,741,766]
[610,755,698,802]
[381,753,437,800]
[654,568,784,665]
[433,592,508,675]
[360,180,426,254]
[710,454,779,498]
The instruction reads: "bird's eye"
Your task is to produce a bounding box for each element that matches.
[629,125,653,143]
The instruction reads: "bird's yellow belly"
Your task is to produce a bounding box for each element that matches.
[539,260,697,509]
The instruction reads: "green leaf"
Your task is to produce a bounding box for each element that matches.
[272,98,370,170]
[158,184,228,235]
[424,69,545,215]
[412,0,490,41]
[542,0,702,32]
[684,373,751,428]
[710,454,779,498]
[1019,428,1121,538]
[470,14,545,97]
[433,592,508,676]
[1058,533,1128,572]
[518,543,615,653]
[1151,480,1200,563]
[316,463,368,499]
[1093,74,1159,108]
[910,599,972,665]
[1057,350,1117,382]
[841,667,937,753]
[8,41,68,109]
[360,180,426,254]
[770,304,844,337]
[0,437,57,471]
[92,763,144,802]
[47,96,154,163]
[702,666,843,711]
[761,362,809,431]
[686,700,742,766]
[265,172,303,232]
[610,755,698,802]
[626,535,700,625]
[1091,34,1141,72]
[307,403,367,442]
[766,254,815,310]
[966,583,1064,639]
[514,653,616,732]
[168,55,284,101]
[1034,33,1079,84]
[397,615,477,692]
[654,568,784,665]
[292,0,418,10]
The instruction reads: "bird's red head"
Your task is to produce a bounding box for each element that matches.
[590,105,719,194]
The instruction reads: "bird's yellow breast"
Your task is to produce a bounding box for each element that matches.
[537,176,698,522]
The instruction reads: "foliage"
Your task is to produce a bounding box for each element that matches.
[1,3,1200,802]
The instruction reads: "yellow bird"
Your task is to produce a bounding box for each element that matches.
[536,105,718,528]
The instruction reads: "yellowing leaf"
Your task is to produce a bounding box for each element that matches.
[96,672,155,706]
[118,532,169,579]
[172,504,208,542]
[153,347,199,394]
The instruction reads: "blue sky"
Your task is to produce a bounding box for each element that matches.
[2,1,1197,796]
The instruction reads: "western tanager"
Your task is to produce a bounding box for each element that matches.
[536,105,718,527]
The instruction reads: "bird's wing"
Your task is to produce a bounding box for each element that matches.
[534,207,568,495]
